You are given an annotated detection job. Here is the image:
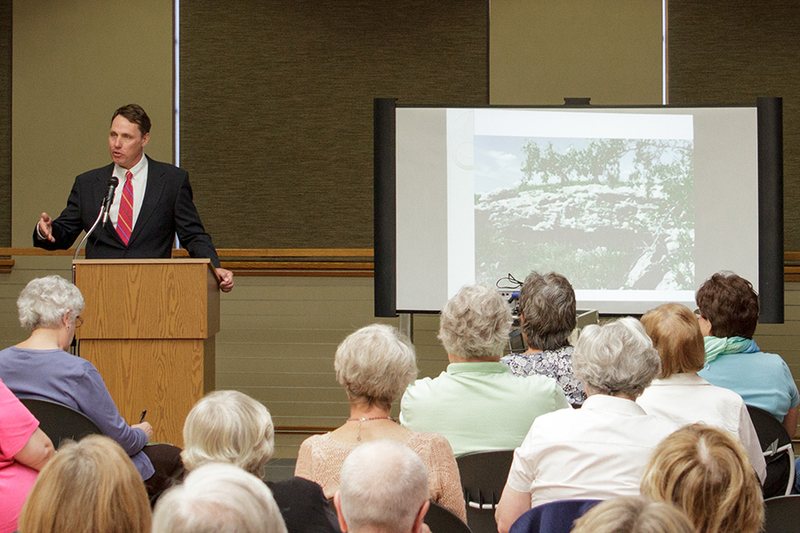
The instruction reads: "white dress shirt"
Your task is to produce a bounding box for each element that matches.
[506,394,679,508]
[110,155,148,231]
[636,372,767,483]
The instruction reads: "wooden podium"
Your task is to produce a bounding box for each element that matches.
[73,259,220,447]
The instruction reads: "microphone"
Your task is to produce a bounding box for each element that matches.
[101,176,119,225]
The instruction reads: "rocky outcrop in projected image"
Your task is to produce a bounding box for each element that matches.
[474,138,694,291]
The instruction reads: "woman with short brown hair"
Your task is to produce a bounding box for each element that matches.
[695,271,799,436]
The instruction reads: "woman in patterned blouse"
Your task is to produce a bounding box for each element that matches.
[501,271,587,406]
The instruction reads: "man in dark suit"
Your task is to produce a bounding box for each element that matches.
[34,104,234,292]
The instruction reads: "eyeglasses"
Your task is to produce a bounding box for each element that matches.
[75,316,84,329]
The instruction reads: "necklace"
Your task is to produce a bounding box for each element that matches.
[346,416,399,441]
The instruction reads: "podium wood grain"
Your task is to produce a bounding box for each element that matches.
[74,259,219,447]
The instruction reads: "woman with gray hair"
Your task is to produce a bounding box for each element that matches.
[0,275,168,497]
[401,284,569,457]
[495,318,679,533]
[502,271,587,406]
[295,324,466,522]
[182,390,338,533]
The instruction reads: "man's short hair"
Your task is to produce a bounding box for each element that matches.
[337,440,430,533]
[112,104,151,136]
[153,463,287,533]
[695,271,759,338]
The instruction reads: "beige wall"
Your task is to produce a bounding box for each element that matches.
[11,0,173,247]
[490,0,663,105]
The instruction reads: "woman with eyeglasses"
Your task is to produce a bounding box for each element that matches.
[0,276,161,495]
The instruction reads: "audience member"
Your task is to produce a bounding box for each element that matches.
[637,302,766,483]
[501,272,587,406]
[0,275,181,497]
[641,424,764,533]
[696,271,799,436]
[571,496,695,533]
[182,390,338,533]
[153,462,287,533]
[0,377,55,533]
[334,440,430,533]
[495,318,678,533]
[401,285,569,456]
[18,435,151,533]
[295,324,466,521]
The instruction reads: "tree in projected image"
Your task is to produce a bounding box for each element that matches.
[475,138,694,291]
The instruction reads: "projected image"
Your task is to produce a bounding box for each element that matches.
[474,135,695,291]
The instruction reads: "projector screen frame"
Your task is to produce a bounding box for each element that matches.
[374,98,784,323]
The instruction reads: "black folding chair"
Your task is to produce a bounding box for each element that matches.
[746,405,795,498]
[18,397,102,448]
[764,495,800,533]
[456,450,515,533]
[425,501,472,533]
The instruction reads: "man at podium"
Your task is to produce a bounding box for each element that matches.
[33,104,234,292]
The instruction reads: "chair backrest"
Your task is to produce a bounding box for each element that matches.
[19,397,102,448]
[509,500,602,533]
[746,405,795,498]
[764,495,800,533]
[456,450,515,533]
[425,501,473,533]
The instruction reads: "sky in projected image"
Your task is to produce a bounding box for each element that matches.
[471,111,695,293]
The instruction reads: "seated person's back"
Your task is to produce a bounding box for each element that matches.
[400,285,569,456]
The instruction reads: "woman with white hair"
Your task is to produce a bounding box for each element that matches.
[495,318,679,533]
[0,276,167,496]
[182,390,338,533]
[153,462,288,533]
[295,324,466,522]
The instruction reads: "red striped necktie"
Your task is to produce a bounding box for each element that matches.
[116,170,134,245]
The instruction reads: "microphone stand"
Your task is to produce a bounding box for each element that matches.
[70,198,111,357]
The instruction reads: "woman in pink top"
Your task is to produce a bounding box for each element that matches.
[0,377,55,533]
[295,324,466,522]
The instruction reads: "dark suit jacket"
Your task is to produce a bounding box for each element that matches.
[33,156,221,268]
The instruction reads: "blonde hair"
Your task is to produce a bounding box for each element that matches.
[153,463,287,533]
[439,285,512,359]
[18,435,151,533]
[640,303,705,379]
[572,496,695,533]
[182,390,275,476]
[641,424,764,533]
[335,324,417,408]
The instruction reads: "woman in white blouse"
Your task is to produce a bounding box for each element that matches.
[636,303,765,484]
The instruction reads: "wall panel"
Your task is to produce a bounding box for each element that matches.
[179,0,489,249]
[668,1,800,250]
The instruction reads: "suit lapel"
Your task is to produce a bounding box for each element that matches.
[128,155,166,245]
